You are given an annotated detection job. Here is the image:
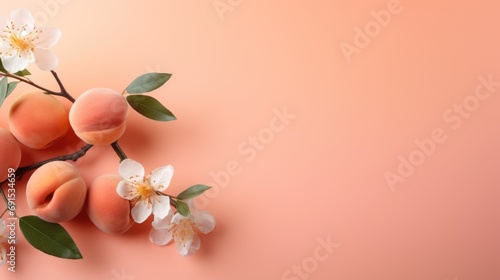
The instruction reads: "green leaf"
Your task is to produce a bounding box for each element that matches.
[127,95,176,122]
[14,68,31,77]
[0,60,7,73]
[176,200,191,217]
[7,81,19,98]
[126,73,172,94]
[177,185,211,200]
[19,216,83,259]
[0,77,8,109]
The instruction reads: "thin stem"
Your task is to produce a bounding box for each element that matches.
[15,144,93,180]
[51,71,75,102]
[1,72,57,95]
[111,141,128,162]
[0,71,75,102]
[0,183,7,206]
[170,198,178,208]
[0,183,14,218]
[0,207,8,218]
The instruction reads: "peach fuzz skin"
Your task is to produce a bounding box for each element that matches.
[26,161,87,223]
[8,92,70,150]
[69,88,128,145]
[0,128,21,182]
[86,174,134,234]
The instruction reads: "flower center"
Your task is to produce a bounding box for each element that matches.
[174,219,195,247]
[10,32,32,52]
[135,182,155,201]
[0,23,40,56]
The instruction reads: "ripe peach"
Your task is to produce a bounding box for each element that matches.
[86,174,133,234]
[69,88,128,145]
[0,128,21,182]
[26,161,87,223]
[9,92,69,149]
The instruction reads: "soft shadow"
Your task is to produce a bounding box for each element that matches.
[195,220,225,258]
[115,117,154,158]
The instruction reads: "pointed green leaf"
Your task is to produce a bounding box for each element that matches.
[176,200,191,217]
[14,68,31,77]
[126,73,172,94]
[177,185,211,200]
[7,81,19,98]
[0,60,7,74]
[0,77,8,109]
[19,216,83,259]
[127,95,176,122]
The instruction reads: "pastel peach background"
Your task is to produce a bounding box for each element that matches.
[1,0,500,279]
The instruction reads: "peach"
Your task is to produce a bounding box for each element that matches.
[69,88,128,145]
[86,174,133,234]
[0,128,21,182]
[9,92,69,149]
[26,161,87,223]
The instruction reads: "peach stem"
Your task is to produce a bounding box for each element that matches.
[15,144,94,180]
[0,71,74,102]
[111,141,128,162]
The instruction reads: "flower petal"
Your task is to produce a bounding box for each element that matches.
[1,54,30,73]
[10,8,34,32]
[151,212,173,230]
[0,16,8,29]
[149,165,173,190]
[131,200,152,223]
[0,43,10,53]
[171,213,185,225]
[186,235,201,256]
[152,195,171,219]
[34,27,61,48]
[116,180,136,200]
[119,159,144,183]
[174,233,193,257]
[34,48,58,71]
[149,227,173,246]
[193,211,216,234]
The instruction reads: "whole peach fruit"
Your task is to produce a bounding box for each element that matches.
[26,161,87,223]
[69,88,128,145]
[87,174,133,234]
[9,92,69,150]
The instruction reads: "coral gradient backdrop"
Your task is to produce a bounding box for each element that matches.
[1,0,500,279]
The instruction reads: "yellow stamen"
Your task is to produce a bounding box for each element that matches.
[135,182,155,201]
[10,33,32,52]
[0,23,40,56]
[174,219,195,247]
